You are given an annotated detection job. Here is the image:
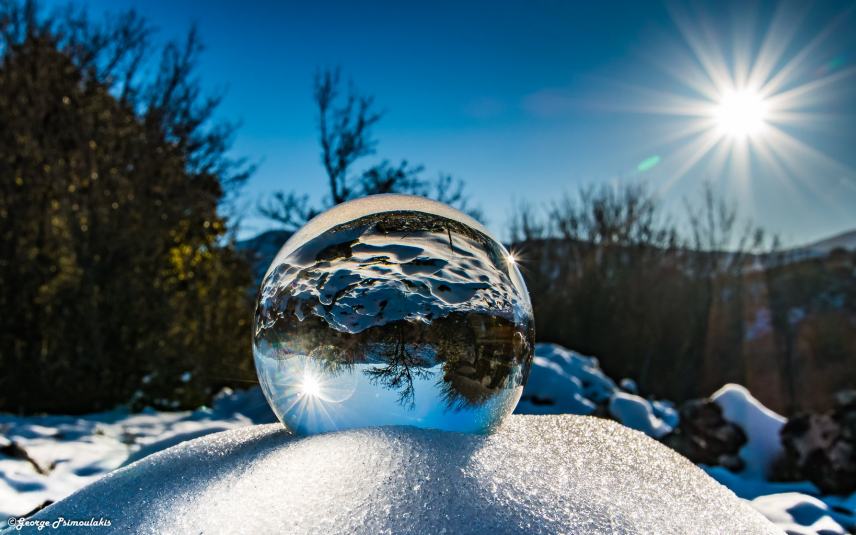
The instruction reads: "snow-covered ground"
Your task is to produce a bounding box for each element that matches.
[25,416,779,534]
[0,388,274,520]
[518,344,856,535]
[1,344,854,534]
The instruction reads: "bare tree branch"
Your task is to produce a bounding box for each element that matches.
[259,68,482,229]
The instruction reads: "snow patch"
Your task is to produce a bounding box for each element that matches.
[517,344,677,439]
[711,384,785,478]
[0,388,273,521]
[750,493,847,535]
[609,392,672,439]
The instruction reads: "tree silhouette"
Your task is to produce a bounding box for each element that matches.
[363,325,435,409]
[259,68,481,229]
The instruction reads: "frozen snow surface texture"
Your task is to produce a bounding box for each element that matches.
[27,415,778,535]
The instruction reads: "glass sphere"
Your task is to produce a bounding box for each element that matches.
[253,194,534,435]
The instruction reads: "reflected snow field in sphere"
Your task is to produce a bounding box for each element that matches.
[253,195,534,435]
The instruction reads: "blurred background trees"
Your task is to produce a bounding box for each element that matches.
[0,1,254,413]
[508,182,856,413]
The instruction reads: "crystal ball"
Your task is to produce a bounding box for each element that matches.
[253,194,534,434]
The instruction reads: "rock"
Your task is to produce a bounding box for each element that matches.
[0,440,48,475]
[29,415,778,534]
[778,390,856,495]
[662,398,746,470]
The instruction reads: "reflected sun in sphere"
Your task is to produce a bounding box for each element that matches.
[299,372,322,398]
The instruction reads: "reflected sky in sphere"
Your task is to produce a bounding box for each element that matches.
[253,195,534,435]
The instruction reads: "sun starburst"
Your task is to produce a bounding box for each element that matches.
[606,2,856,215]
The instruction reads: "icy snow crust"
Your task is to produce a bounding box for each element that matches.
[30,415,778,535]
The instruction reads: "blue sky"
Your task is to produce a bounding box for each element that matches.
[54,0,856,245]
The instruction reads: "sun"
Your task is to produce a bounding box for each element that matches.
[615,3,856,199]
[714,88,768,139]
[299,373,322,398]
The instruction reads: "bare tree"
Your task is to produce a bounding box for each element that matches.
[508,199,545,243]
[259,68,481,230]
[684,182,766,276]
[548,183,677,248]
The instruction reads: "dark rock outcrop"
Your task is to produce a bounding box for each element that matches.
[662,398,746,471]
[776,390,856,495]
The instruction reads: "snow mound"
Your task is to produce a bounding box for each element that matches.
[609,392,672,439]
[27,415,778,534]
[750,493,847,535]
[516,343,616,414]
[711,384,785,478]
[517,344,678,438]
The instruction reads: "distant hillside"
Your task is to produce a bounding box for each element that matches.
[236,229,292,284]
[797,229,856,256]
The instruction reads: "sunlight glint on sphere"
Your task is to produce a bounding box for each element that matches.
[299,373,322,398]
[714,89,768,139]
[253,194,535,435]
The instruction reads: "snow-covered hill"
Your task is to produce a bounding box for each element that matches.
[22,417,779,534]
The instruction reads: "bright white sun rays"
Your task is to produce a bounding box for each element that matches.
[255,353,358,434]
[609,2,856,206]
[298,372,323,398]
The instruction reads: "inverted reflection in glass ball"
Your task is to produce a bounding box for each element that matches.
[253,194,534,435]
